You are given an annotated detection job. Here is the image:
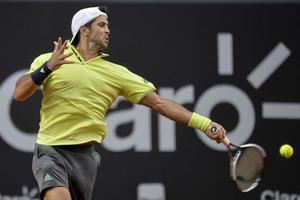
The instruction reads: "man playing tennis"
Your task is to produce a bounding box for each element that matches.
[13,6,226,200]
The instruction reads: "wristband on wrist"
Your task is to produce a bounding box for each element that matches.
[31,62,52,85]
[188,112,212,132]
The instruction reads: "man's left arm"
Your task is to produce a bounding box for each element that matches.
[139,91,226,141]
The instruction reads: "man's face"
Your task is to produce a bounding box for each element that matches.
[86,15,110,50]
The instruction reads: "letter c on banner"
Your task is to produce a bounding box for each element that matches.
[260,190,274,200]
[0,69,36,152]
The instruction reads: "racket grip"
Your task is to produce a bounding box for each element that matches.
[222,137,231,146]
[210,126,230,146]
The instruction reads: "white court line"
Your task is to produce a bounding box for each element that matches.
[247,43,291,89]
[262,102,300,119]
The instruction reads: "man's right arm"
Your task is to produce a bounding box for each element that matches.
[14,74,39,101]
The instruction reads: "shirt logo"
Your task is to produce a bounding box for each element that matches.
[43,173,53,182]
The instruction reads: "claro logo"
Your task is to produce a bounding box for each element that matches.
[1,33,298,153]
[0,70,254,153]
[261,189,300,200]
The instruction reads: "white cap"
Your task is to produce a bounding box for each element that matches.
[70,7,108,43]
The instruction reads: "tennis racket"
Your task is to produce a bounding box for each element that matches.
[211,127,267,192]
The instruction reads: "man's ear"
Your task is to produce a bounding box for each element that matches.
[80,26,89,37]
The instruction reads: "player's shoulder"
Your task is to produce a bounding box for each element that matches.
[30,52,53,68]
[102,59,130,72]
[33,52,52,63]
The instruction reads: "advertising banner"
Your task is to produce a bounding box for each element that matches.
[0,3,299,200]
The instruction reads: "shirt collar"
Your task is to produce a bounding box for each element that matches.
[66,41,109,63]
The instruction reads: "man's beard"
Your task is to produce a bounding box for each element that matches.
[95,41,107,52]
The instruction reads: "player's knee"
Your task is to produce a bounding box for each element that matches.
[43,186,71,200]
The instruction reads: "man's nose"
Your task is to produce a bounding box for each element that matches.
[106,27,110,34]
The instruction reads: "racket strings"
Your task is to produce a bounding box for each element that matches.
[234,147,264,192]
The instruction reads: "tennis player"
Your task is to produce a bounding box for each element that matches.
[13,6,226,200]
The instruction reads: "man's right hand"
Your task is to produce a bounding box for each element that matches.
[47,37,74,71]
[204,122,226,143]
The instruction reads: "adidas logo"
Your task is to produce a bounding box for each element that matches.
[40,67,46,73]
[43,173,53,182]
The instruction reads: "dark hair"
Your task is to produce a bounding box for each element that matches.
[72,6,108,46]
[99,6,108,14]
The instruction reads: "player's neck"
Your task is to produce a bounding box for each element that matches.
[76,41,102,61]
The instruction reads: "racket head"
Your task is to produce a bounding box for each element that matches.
[230,143,267,192]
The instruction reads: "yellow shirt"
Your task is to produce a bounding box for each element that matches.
[28,44,156,145]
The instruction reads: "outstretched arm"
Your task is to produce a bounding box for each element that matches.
[14,37,73,101]
[140,91,226,141]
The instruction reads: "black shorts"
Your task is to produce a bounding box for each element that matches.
[32,143,101,200]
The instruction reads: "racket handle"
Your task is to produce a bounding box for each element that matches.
[210,126,230,146]
[222,137,231,146]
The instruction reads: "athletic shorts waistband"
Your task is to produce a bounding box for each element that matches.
[36,142,97,153]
